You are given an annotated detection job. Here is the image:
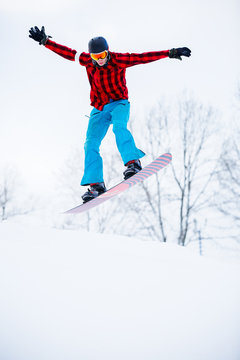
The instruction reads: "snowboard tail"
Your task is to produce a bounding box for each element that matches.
[64,153,172,214]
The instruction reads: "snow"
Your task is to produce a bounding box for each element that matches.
[0,220,239,360]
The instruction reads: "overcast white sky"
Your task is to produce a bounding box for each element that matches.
[0,0,239,196]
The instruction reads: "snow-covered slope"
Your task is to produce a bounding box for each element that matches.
[0,221,239,360]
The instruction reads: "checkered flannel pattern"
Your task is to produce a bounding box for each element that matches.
[45,40,170,110]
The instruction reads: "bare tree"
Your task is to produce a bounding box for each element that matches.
[57,144,129,233]
[125,96,218,245]
[0,179,9,221]
[0,166,33,220]
[171,98,217,245]
[0,167,17,220]
[214,128,240,239]
[213,82,240,239]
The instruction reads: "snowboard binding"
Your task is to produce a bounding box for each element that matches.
[123,159,142,180]
[82,182,107,203]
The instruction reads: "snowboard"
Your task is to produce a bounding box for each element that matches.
[64,153,172,214]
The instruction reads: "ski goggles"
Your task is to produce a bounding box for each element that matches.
[90,50,108,61]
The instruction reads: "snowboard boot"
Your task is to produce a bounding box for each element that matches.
[123,159,142,180]
[82,182,107,203]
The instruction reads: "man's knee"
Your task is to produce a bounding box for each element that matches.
[112,122,125,135]
[84,138,100,152]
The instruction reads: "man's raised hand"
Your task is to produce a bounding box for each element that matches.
[29,26,52,45]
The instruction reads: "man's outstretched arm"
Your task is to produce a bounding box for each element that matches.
[115,47,191,68]
[29,26,78,61]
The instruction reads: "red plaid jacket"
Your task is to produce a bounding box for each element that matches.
[45,40,170,110]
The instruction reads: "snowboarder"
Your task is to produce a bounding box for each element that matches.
[29,26,191,203]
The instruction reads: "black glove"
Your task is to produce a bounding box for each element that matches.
[169,47,191,61]
[29,26,52,45]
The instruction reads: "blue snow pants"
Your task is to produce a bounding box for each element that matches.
[81,99,145,186]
